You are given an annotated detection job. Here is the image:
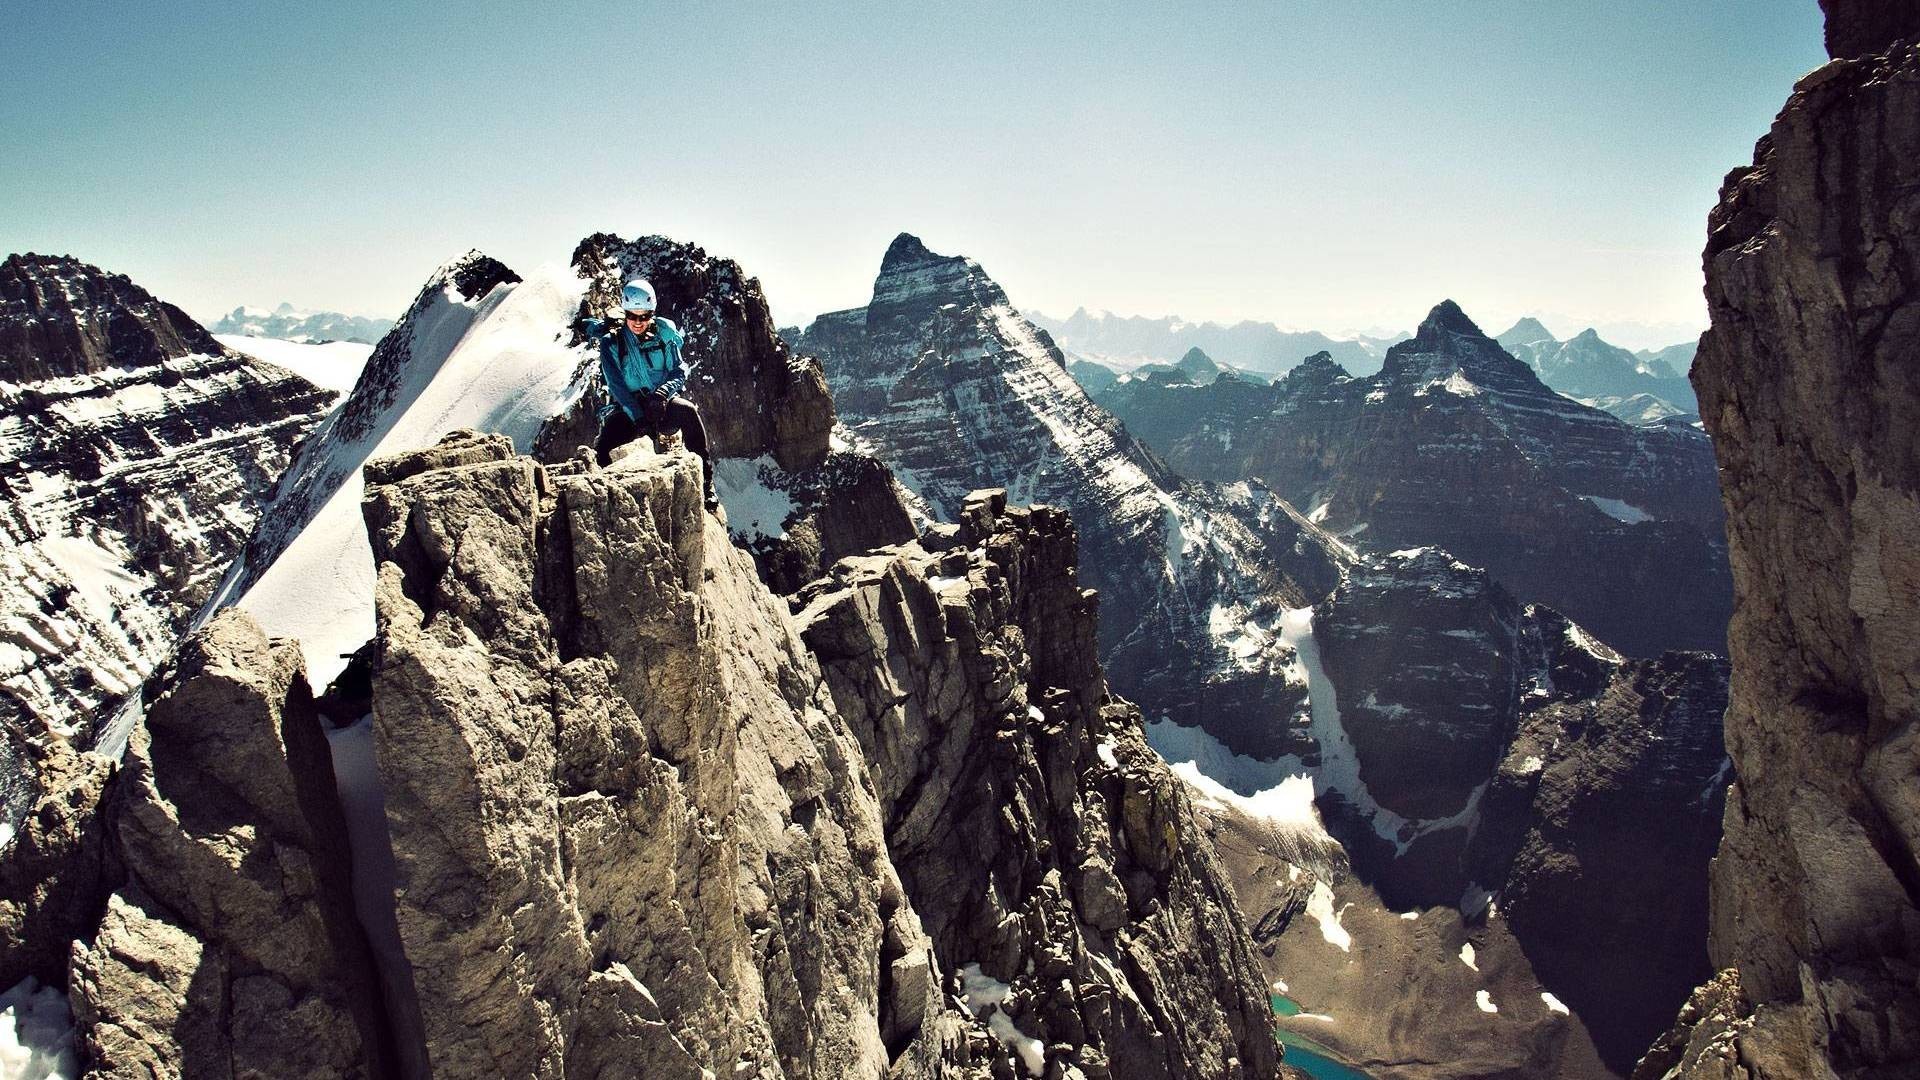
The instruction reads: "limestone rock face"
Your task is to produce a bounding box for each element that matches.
[0,253,336,746]
[1819,0,1920,58]
[797,488,1281,1079]
[1476,651,1729,1075]
[358,432,926,1078]
[68,609,389,1078]
[1649,13,1920,1075]
[344,436,1278,1078]
[1315,548,1542,823]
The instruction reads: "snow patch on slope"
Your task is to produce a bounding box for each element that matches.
[1277,606,1488,853]
[1579,494,1653,524]
[234,265,587,686]
[1305,881,1353,951]
[957,964,1046,1077]
[712,455,795,540]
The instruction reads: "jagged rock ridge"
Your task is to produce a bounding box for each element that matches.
[28,432,1285,1078]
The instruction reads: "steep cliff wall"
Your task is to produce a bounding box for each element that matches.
[1643,6,1920,1076]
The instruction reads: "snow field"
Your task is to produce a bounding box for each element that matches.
[236,265,587,685]
[215,335,374,394]
[1305,881,1353,952]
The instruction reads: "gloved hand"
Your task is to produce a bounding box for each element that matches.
[650,386,673,407]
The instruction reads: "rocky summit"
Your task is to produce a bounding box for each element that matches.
[535,232,918,593]
[19,431,1286,1078]
[0,253,336,762]
[1098,301,1732,657]
[1642,6,1920,1076]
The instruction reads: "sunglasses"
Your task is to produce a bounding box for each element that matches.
[624,310,655,323]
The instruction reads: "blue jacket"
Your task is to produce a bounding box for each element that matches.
[582,315,688,421]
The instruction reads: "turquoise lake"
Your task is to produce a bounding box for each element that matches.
[1271,994,1375,1080]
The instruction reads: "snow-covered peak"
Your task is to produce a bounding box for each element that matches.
[209,304,393,346]
[2,255,336,745]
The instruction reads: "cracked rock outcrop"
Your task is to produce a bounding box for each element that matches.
[796,487,1281,1079]
[44,430,1286,1078]
[69,609,392,1078]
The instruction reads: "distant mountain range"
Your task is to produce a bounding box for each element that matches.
[1095,300,1731,657]
[1495,317,1698,412]
[1029,307,1407,377]
[209,302,393,345]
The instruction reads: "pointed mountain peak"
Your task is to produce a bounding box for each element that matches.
[1497,316,1555,344]
[425,249,520,303]
[1572,327,1604,343]
[1377,301,1557,393]
[1279,350,1350,391]
[1418,300,1486,339]
[867,234,1008,319]
[882,232,939,272]
[1176,346,1218,374]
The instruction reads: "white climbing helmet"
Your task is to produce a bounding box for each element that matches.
[621,279,657,313]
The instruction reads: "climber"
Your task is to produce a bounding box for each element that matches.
[581,277,716,509]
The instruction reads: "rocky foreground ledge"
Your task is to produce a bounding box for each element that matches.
[9,430,1289,1079]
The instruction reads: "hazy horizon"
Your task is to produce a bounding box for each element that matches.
[4,2,1824,350]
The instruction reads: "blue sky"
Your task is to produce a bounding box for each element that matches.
[2,1,1825,346]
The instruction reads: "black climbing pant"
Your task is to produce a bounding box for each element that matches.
[595,396,712,492]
